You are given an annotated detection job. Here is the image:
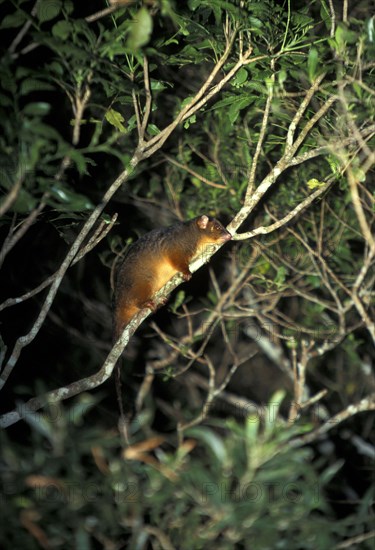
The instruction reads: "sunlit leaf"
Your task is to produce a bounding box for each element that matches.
[105,109,126,133]
[127,7,153,51]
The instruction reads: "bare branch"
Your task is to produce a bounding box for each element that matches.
[139,56,152,143]
[0,163,137,390]
[0,308,149,428]
[85,5,118,24]
[246,61,275,200]
[8,0,39,54]
[0,177,23,218]
[286,73,326,150]
[289,393,375,447]
[162,153,227,189]
[0,214,117,313]
[0,192,48,269]
[232,181,332,240]
[327,0,336,38]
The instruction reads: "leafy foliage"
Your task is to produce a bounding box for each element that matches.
[1,395,373,549]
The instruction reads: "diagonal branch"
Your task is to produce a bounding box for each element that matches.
[289,393,375,447]
[232,180,333,240]
[286,73,326,149]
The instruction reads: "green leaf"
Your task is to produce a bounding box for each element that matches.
[208,95,239,112]
[20,405,55,441]
[367,17,375,42]
[170,291,186,313]
[183,114,196,129]
[127,7,153,51]
[187,427,227,464]
[68,394,100,426]
[23,120,62,140]
[3,188,37,213]
[105,109,126,133]
[52,20,71,40]
[352,166,366,183]
[231,68,248,88]
[274,266,287,286]
[20,78,55,96]
[306,178,325,190]
[23,102,51,116]
[68,149,92,176]
[1,11,27,29]
[0,93,13,107]
[147,123,160,136]
[320,460,345,484]
[278,69,287,87]
[335,24,358,47]
[264,390,286,436]
[245,414,260,446]
[307,275,322,288]
[228,96,253,124]
[308,47,318,81]
[37,0,62,23]
[50,184,94,211]
[150,80,169,91]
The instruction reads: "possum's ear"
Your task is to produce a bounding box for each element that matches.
[196,215,209,229]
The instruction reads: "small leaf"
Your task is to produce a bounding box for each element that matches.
[20,78,55,96]
[257,260,270,275]
[183,114,196,129]
[52,20,71,40]
[352,166,366,182]
[4,188,37,213]
[146,123,160,136]
[1,11,27,29]
[23,102,51,116]
[231,68,248,88]
[170,291,186,313]
[50,184,94,211]
[264,390,286,436]
[307,275,322,288]
[308,47,318,81]
[105,109,126,133]
[68,149,92,176]
[335,24,358,50]
[274,266,287,286]
[228,96,253,124]
[367,17,374,42]
[245,414,260,446]
[68,394,100,426]
[278,69,287,87]
[127,7,153,51]
[19,404,55,441]
[320,460,345,484]
[37,0,62,23]
[187,427,227,464]
[306,178,325,190]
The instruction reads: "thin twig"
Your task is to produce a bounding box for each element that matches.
[0,177,23,218]
[246,60,275,200]
[139,56,152,143]
[8,0,39,54]
[0,192,48,269]
[162,153,227,189]
[289,393,375,447]
[0,214,117,313]
[232,180,332,240]
[327,0,336,38]
[286,73,326,150]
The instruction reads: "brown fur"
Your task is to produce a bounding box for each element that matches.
[113,215,231,338]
